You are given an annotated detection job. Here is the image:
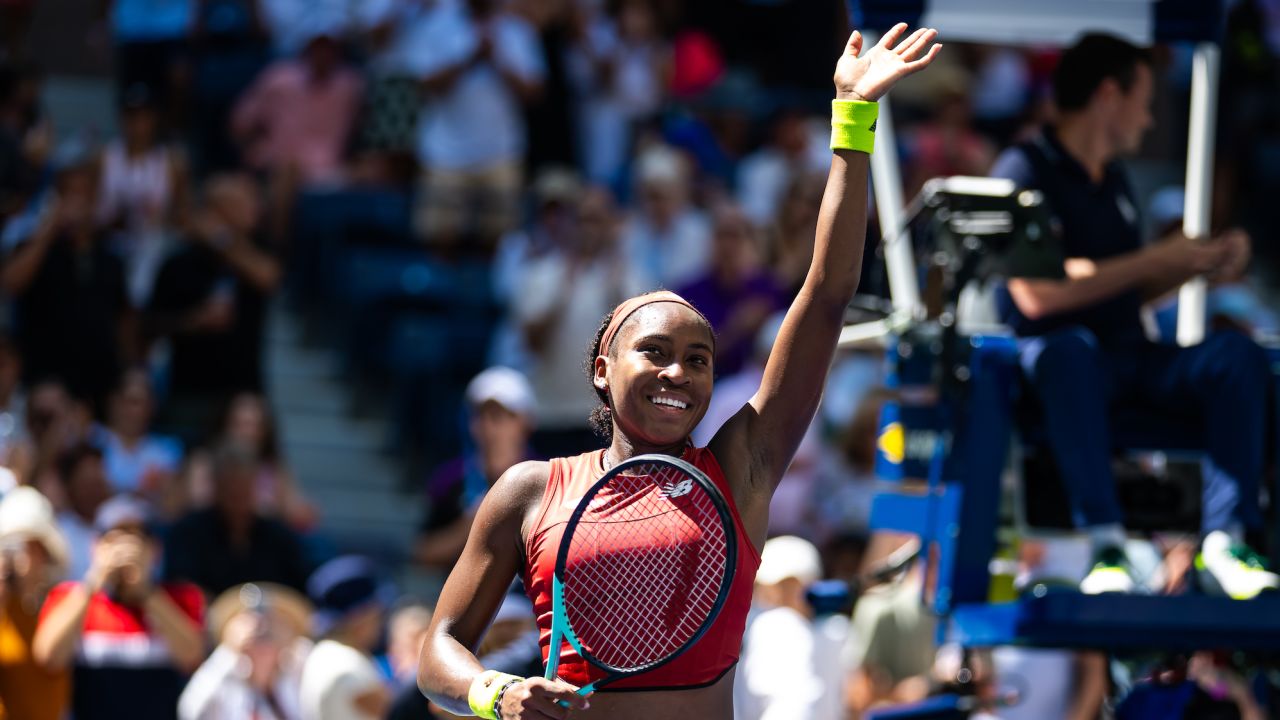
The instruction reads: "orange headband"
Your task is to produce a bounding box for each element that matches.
[598,291,709,359]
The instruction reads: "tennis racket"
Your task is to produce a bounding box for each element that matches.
[544,453,737,696]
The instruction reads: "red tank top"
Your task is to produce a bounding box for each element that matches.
[523,446,761,691]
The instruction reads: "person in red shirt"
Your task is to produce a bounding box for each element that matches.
[418,23,942,720]
[33,495,205,720]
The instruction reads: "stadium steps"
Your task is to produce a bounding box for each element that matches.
[265,301,444,598]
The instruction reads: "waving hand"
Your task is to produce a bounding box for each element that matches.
[835,23,941,102]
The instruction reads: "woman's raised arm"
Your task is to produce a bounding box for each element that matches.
[713,24,941,491]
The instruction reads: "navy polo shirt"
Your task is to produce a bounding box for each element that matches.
[990,127,1146,344]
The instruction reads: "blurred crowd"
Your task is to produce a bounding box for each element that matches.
[0,0,1278,718]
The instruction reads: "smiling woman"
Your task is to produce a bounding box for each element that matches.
[418,20,941,720]
[583,291,715,451]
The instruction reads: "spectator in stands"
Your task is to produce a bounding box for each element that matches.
[0,62,49,225]
[846,532,936,716]
[677,202,788,377]
[24,381,96,496]
[1117,652,1267,719]
[902,66,995,199]
[166,444,312,596]
[257,0,349,59]
[413,0,546,255]
[765,171,826,297]
[381,601,432,689]
[970,46,1033,145]
[185,392,316,531]
[97,83,191,308]
[1,155,134,414]
[387,591,537,719]
[299,556,392,720]
[188,0,269,176]
[147,173,280,444]
[817,387,894,541]
[34,495,205,720]
[382,602,442,720]
[415,367,536,569]
[350,0,435,187]
[991,538,1107,720]
[108,0,192,112]
[231,31,364,244]
[413,588,541,720]
[0,486,71,720]
[737,536,846,720]
[515,186,650,457]
[179,582,314,720]
[621,143,712,288]
[95,368,184,515]
[736,110,828,228]
[52,443,112,583]
[571,0,670,189]
[0,335,28,474]
[991,33,1278,597]
[489,167,582,372]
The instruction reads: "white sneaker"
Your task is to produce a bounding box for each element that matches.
[1079,545,1137,594]
[1197,531,1280,600]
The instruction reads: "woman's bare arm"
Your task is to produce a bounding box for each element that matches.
[711,25,941,499]
[418,461,584,718]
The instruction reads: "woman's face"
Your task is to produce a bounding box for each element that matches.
[111,372,153,435]
[596,304,715,448]
[227,396,267,449]
[122,107,158,147]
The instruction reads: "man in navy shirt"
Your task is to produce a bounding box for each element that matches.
[993,34,1276,598]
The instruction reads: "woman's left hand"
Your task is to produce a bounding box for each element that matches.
[834,23,941,102]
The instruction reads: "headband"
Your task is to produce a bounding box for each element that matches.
[598,291,709,359]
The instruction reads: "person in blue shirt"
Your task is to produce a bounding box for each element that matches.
[991,33,1276,598]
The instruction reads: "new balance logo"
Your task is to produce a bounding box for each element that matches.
[659,479,694,498]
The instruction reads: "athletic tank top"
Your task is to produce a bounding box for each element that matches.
[98,140,172,233]
[523,446,761,691]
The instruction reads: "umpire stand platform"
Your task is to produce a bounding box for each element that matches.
[842,177,1280,718]
[866,325,1280,652]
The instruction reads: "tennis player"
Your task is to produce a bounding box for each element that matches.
[420,23,941,720]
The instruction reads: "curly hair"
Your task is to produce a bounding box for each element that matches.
[584,309,617,444]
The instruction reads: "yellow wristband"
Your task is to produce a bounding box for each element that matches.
[468,671,522,719]
[830,99,878,154]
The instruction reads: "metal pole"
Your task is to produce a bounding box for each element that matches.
[864,34,922,315]
[1175,42,1219,347]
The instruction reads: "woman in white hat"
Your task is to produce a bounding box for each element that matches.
[179,582,314,720]
[0,486,71,720]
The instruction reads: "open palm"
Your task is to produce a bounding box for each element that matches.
[835,23,941,102]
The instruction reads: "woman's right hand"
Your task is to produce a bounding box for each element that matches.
[84,540,123,595]
[497,677,589,719]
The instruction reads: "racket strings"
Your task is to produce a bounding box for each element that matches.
[561,465,729,671]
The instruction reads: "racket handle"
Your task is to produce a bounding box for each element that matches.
[556,683,596,708]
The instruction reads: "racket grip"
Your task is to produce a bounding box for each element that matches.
[556,684,595,708]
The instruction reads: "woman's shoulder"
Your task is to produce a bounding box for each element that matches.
[490,459,553,509]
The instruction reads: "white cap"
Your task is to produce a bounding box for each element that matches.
[635,145,686,187]
[94,494,151,534]
[0,486,70,569]
[756,535,822,586]
[466,367,535,417]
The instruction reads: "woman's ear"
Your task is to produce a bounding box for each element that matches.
[593,355,609,391]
